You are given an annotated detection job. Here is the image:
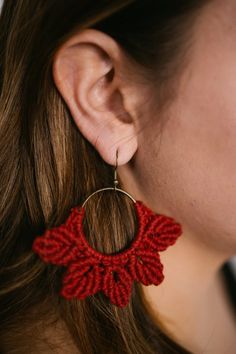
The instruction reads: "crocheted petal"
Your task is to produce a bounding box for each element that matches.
[32,207,85,266]
[102,268,133,307]
[60,262,103,299]
[32,224,83,266]
[129,251,164,286]
[136,200,156,221]
[154,222,182,251]
[65,206,82,228]
[143,214,183,252]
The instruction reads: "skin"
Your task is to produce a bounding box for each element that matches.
[52,0,236,352]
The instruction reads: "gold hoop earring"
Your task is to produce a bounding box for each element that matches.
[32,148,183,307]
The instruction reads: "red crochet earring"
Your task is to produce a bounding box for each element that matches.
[32,149,183,308]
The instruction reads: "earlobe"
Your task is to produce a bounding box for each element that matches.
[52,29,138,166]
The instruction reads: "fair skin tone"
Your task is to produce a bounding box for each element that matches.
[52,0,236,353]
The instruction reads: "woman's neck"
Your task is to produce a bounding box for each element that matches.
[141,233,236,353]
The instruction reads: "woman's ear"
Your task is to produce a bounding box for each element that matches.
[52,28,139,166]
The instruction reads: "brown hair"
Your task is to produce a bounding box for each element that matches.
[0,1,208,353]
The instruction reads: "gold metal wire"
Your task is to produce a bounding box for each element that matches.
[82,148,136,208]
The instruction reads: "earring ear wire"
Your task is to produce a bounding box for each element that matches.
[114,148,119,191]
[81,148,136,208]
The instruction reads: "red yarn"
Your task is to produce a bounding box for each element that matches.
[32,200,183,307]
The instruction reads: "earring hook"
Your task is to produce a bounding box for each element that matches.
[114,148,119,191]
[81,146,136,207]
